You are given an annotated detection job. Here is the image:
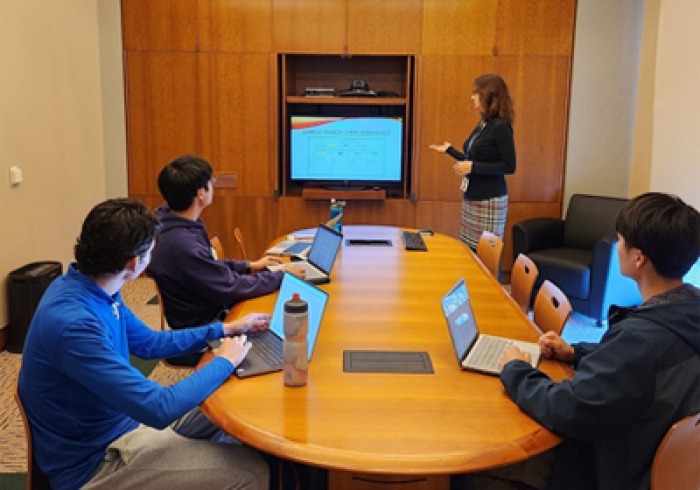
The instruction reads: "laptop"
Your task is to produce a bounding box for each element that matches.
[234,272,329,378]
[265,214,343,257]
[268,224,343,284]
[441,278,540,375]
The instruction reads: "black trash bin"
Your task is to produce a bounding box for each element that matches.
[7,261,63,353]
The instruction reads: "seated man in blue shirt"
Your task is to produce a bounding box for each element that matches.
[147,155,304,365]
[497,192,700,490]
[18,198,270,489]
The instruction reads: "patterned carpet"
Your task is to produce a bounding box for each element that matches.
[0,277,193,473]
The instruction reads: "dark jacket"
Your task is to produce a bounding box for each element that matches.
[446,117,516,200]
[147,206,283,329]
[500,284,700,490]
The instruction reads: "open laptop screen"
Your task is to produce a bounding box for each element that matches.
[269,272,329,359]
[307,224,342,272]
[441,278,479,361]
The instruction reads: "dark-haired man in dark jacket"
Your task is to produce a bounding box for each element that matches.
[499,192,700,490]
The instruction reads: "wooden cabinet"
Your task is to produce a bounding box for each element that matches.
[122,0,200,51]
[122,0,576,270]
[125,51,204,196]
[272,0,422,55]
[279,54,415,199]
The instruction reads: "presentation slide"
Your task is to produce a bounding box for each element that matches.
[290,116,402,182]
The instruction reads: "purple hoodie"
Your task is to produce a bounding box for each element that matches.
[147,206,283,329]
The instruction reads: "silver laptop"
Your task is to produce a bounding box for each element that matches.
[441,278,540,375]
[265,214,343,257]
[268,224,342,284]
[234,272,329,378]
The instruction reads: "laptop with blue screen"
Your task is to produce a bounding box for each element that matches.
[268,224,343,284]
[441,278,540,375]
[234,272,329,378]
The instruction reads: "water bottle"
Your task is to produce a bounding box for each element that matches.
[329,199,344,234]
[283,293,308,387]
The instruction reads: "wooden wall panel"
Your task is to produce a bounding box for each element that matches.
[201,0,273,53]
[201,196,274,259]
[416,55,569,204]
[416,201,463,239]
[121,0,200,51]
[272,0,346,53]
[273,197,417,239]
[122,0,576,277]
[422,0,498,55]
[125,51,204,195]
[201,53,273,197]
[347,0,422,55]
[496,0,576,55]
[417,55,496,202]
[497,56,571,203]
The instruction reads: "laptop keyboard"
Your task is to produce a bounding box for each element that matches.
[283,242,310,255]
[249,331,283,365]
[401,231,428,251]
[468,336,510,371]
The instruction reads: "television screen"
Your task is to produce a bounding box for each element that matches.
[290,116,403,186]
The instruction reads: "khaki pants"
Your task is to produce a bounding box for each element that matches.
[83,408,269,490]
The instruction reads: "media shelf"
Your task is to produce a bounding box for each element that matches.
[286,96,407,106]
[301,187,386,201]
[279,54,415,200]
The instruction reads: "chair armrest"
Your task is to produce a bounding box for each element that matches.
[512,218,565,257]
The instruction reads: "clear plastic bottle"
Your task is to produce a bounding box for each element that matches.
[283,293,308,387]
[329,199,344,233]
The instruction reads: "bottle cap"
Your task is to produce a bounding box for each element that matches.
[284,292,308,313]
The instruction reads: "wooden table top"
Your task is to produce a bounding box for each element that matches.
[200,226,571,475]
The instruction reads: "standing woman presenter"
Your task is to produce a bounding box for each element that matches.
[430,73,516,251]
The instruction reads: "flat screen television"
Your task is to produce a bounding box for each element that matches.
[289,115,403,189]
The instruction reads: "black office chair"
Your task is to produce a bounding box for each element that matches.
[512,194,642,324]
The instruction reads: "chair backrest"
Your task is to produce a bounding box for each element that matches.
[14,386,52,490]
[234,227,248,260]
[563,194,629,250]
[476,231,503,279]
[651,412,700,489]
[510,254,539,314]
[210,236,225,260]
[533,280,572,335]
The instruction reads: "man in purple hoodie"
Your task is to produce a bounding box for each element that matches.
[147,155,304,365]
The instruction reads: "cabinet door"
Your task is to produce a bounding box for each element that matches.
[417,55,485,202]
[121,0,200,51]
[347,0,422,54]
[422,0,498,55]
[125,51,204,196]
[272,0,346,53]
[495,0,576,55]
[418,54,569,204]
[201,0,273,53]
[202,53,274,198]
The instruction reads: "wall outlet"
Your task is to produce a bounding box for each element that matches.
[9,166,23,186]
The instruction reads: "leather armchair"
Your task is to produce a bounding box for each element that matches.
[512,194,642,324]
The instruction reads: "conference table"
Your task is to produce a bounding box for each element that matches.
[200,226,572,489]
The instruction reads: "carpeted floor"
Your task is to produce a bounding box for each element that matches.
[0,277,193,474]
